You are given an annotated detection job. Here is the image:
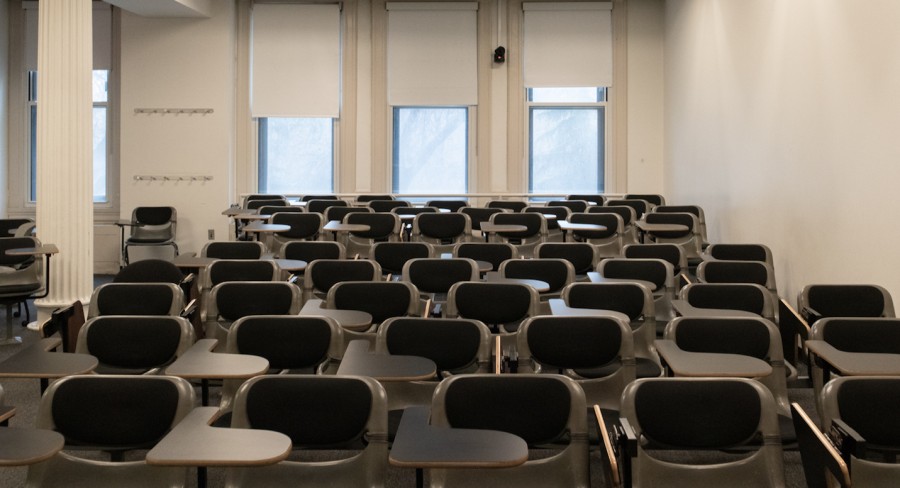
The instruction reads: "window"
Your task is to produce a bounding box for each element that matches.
[528,87,607,194]
[392,107,468,194]
[28,69,110,203]
[257,118,334,194]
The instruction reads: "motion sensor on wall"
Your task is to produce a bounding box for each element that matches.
[493,46,506,64]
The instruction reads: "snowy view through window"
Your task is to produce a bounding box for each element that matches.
[393,107,467,194]
[259,118,333,194]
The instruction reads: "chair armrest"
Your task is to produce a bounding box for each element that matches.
[594,405,622,488]
[801,306,823,324]
[45,301,85,353]
[791,403,851,488]
[779,299,811,367]
[830,419,867,463]
[181,299,199,322]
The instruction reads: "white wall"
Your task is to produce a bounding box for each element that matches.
[664,0,900,303]
[119,1,236,255]
[0,0,8,219]
[626,0,664,194]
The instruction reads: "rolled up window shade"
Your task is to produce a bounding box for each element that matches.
[251,3,341,118]
[387,2,478,106]
[523,2,612,87]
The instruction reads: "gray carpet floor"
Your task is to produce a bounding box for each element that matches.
[0,279,814,487]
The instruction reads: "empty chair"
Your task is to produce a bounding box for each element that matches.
[488,212,548,258]
[606,199,651,219]
[281,240,345,264]
[199,259,280,321]
[75,316,194,374]
[245,198,288,211]
[517,315,635,418]
[344,212,401,258]
[499,258,575,308]
[654,205,708,245]
[201,240,266,260]
[204,281,301,342]
[327,280,419,327]
[302,258,381,301]
[375,317,492,410]
[0,236,47,333]
[526,206,570,242]
[426,199,469,212]
[367,199,410,213]
[535,242,600,277]
[355,194,395,203]
[412,212,472,254]
[88,283,185,319]
[597,258,675,298]
[568,194,606,206]
[814,377,900,487]
[460,206,507,235]
[370,241,433,277]
[589,205,639,245]
[227,315,343,375]
[697,259,777,297]
[664,316,791,417]
[402,258,479,305]
[112,259,194,319]
[486,200,528,212]
[568,212,624,258]
[446,281,539,334]
[226,375,388,488]
[218,315,344,413]
[325,205,372,224]
[453,242,517,273]
[641,212,703,261]
[0,218,35,237]
[798,284,895,325]
[393,206,438,240]
[623,193,665,206]
[301,194,339,202]
[306,198,348,215]
[257,205,304,217]
[428,375,589,488]
[243,194,286,207]
[618,378,786,487]
[548,200,589,214]
[808,317,900,410]
[702,243,773,265]
[268,212,323,256]
[679,283,776,321]
[624,243,688,276]
[25,375,194,487]
[596,258,676,323]
[561,282,661,378]
[326,280,419,345]
[123,206,178,263]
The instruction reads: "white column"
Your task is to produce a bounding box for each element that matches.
[33,0,94,325]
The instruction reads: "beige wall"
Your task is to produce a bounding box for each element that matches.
[664,0,900,302]
[0,0,7,219]
[119,1,236,254]
[109,0,667,257]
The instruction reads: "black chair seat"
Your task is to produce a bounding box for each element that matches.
[0,282,41,295]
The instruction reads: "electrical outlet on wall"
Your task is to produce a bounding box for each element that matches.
[208,229,215,240]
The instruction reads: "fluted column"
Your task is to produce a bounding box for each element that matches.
[33,0,94,325]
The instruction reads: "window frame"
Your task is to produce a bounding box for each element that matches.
[388,105,476,197]
[525,87,611,195]
[9,4,120,220]
[256,116,339,195]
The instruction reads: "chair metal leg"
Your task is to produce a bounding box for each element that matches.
[0,304,23,345]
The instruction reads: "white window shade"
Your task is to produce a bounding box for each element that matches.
[387,2,478,106]
[24,3,112,71]
[523,2,613,88]
[251,3,341,118]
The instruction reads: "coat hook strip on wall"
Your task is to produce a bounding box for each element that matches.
[133,175,213,182]
[133,108,214,115]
